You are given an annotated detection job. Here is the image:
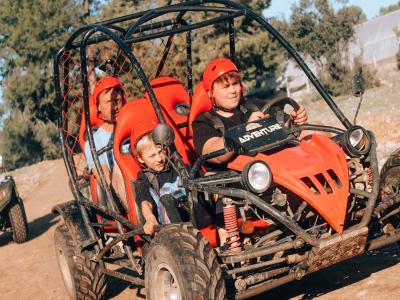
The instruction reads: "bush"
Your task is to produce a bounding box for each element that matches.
[0,111,43,170]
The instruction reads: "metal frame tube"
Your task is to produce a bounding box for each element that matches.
[236,272,296,299]
[220,241,295,264]
[191,184,318,246]
[359,134,380,227]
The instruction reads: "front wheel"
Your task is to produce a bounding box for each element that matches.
[379,152,400,228]
[8,198,28,243]
[145,224,225,300]
[54,224,107,300]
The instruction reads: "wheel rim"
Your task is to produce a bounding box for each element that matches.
[153,262,182,300]
[56,247,76,298]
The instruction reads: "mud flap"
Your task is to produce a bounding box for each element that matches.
[52,200,97,251]
[307,226,369,273]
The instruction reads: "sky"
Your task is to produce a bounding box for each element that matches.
[264,0,400,20]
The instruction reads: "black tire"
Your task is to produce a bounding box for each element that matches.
[379,152,400,232]
[8,199,28,243]
[380,152,400,198]
[54,224,107,300]
[145,224,225,300]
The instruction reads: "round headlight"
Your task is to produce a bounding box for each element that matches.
[349,128,364,148]
[344,126,371,157]
[243,161,272,193]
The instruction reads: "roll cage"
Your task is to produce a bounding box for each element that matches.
[54,0,353,203]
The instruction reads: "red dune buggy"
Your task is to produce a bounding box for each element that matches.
[52,1,399,299]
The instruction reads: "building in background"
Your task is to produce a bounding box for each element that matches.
[349,9,400,75]
[285,9,400,95]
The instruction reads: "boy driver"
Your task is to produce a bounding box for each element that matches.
[192,58,308,168]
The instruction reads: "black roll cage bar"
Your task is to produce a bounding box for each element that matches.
[53,0,363,256]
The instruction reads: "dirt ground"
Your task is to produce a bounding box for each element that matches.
[1,71,400,299]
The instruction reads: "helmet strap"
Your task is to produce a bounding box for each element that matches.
[211,94,242,113]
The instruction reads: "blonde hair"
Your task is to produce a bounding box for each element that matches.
[134,132,155,158]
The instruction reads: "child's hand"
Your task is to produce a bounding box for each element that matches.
[143,219,158,235]
[248,111,266,122]
[290,105,308,125]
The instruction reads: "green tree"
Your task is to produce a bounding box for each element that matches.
[191,0,278,90]
[284,0,365,95]
[1,111,43,169]
[99,0,277,91]
[380,1,400,16]
[0,0,96,169]
[0,0,281,169]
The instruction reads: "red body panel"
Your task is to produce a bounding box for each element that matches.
[227,135,349,234]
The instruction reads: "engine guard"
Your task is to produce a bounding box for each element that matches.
[306,226,368,273]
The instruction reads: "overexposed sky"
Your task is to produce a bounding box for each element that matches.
[264,0,400,20]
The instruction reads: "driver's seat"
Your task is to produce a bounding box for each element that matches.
[187,80,212,138]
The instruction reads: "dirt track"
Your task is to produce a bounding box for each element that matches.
[1,71,400,299]
[1,160,400,300]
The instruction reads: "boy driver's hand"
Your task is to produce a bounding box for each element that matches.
[248,111,267,122]
[290,105,308,125]
[248,105,308,126]
[143,219,158,235]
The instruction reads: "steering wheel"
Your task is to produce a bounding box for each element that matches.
[261,96,300,116]
[261,96,300,136]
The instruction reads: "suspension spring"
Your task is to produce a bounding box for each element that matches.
[223,199,242,253]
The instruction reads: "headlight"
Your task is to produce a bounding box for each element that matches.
[343,126,371,157]
[243,161,272,193]
[349,128,364,148]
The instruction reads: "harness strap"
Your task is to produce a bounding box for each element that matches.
[203,103,260,135]
[202,111,225,135]
[143,171,160,196]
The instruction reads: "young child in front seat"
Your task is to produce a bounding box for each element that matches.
[132,131,186,235]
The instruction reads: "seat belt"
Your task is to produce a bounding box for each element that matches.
[202,103,260,135]
[143,171,160,196]
[202,111,225,135]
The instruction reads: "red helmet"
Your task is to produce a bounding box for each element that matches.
[202,58,241,93]
[92,76,125,106]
